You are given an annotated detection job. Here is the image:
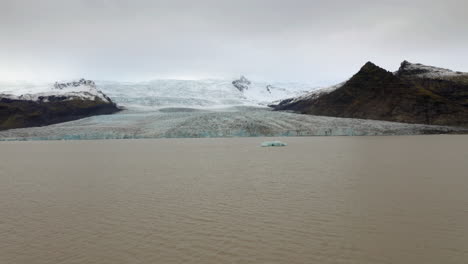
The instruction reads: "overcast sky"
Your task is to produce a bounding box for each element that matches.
[1,0,467,85]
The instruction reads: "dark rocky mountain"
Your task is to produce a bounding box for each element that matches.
[272,61,468,127]
[0,80,120,131]
[396,61,468,107]
[232,76,251,92]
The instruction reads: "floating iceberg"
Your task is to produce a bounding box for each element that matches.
[261,141,288,147]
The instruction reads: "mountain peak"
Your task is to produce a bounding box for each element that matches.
[396,61,467,79]
[54,79,96,90]
[359,61,388,73]
[400,60,412,69]
[232,76,251,92]
[363,61,378,67]
[351,61,392,80]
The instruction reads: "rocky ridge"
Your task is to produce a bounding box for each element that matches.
[272,61,468,127]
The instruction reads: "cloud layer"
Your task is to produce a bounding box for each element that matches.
[1,0,467,84]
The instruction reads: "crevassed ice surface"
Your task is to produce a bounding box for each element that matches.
[0,107,464,141]
[0,80,465,140]
[95,79,312,109]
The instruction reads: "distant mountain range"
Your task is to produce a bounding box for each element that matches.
[1,61,467,132]
[272,61,468,127]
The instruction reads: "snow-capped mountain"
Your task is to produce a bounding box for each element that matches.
[396,60,468,79]
[0,79,111,103]
[0,79,119,131]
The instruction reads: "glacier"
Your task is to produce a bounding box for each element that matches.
[0,106,464,141]
[0,79,465,141]
[94,79,312,110]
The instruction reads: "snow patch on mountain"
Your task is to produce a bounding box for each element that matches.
[274,81,345,106]
[0,79,111,103]
[231,76,311,105]
[396,60,468,79]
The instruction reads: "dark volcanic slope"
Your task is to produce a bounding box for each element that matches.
[274,62,468,127]
[396,61,468,107]
[0,97,120,131]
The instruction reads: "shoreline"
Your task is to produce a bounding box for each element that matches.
[0,134,467,147]
[1,132,468,143]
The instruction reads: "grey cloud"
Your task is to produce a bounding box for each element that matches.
[0,0,467,84]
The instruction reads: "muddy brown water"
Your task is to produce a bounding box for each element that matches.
[1,136,467,263]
